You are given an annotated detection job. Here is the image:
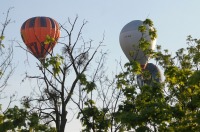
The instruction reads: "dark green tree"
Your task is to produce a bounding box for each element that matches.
[0,105,56,131]
[113,31,200,131]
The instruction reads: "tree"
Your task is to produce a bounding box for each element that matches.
[0,8,57,131]
[21,16,108,132]
[76,57,123,132]
[113,34,200,131]
[0,7,15,102]
[0,105,56,132]
[0,7,16,118]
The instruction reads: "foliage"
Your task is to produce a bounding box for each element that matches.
[43,55,64,76]
[112,34,200,131]
[76,19,200,132]
[0,105,56,132]
[78,99,111,132]
[44,35,55,45]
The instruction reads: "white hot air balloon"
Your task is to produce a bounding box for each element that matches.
[119,20,157,69]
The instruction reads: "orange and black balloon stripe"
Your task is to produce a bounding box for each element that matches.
[21,17,60,59]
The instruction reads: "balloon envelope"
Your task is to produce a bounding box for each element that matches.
[137,63,161,87]
[119,20,156,68]
[20,16,60,60]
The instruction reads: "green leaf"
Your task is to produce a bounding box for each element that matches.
[79,74,87,85]
[143,19,153,26]
[0,36,5,40]
[44,35,55,44]
[85,81,96,93]
[43,55,64,76]
[138,25,146,33]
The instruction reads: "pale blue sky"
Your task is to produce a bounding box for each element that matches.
[1,0,200,131]
[2,0,200,63]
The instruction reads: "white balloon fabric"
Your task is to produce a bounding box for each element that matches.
[119,20,157,68]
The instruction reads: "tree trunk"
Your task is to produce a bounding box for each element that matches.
[60,107,67,132]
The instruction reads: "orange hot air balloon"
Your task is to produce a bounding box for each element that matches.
[20,16,60,60]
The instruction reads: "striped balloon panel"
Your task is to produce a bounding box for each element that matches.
[20,17,60,59]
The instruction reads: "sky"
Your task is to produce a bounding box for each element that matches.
[1,0,200,131]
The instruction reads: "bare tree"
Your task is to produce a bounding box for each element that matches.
[0,8,15,106]
[22,16,109,132]
[74,57,125,132]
